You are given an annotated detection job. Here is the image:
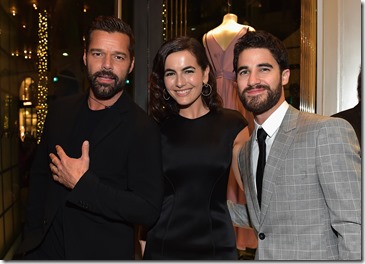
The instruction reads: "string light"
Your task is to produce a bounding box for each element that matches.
[11,6,16,16]
[162,1,167,41]
[36,10,49,144]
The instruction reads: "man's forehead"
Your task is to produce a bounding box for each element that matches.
[238,49,276,64]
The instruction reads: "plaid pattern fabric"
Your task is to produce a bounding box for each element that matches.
[235,105,361,260]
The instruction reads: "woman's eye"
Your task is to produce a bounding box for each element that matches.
[165,71,174,77]
[239,70,248,75]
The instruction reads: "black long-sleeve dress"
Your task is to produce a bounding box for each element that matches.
[144,108,247,260]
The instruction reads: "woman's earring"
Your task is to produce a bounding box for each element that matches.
[201,83,212,97]
[163,89,171,100]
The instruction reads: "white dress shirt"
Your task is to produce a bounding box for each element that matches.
[251,101,289,193]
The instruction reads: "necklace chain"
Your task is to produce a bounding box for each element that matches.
[88,96,112,109]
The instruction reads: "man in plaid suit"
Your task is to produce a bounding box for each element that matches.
[228,30,361,260]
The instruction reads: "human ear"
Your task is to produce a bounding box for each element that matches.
[282,69,290,85]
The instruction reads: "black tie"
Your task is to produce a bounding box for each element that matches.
[256,128,267,207]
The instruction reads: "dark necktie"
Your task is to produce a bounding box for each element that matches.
[256,128,267,208]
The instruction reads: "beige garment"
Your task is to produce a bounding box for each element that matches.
[203,15,257,251]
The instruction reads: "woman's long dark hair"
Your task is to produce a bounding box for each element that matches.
[149,36,222,123]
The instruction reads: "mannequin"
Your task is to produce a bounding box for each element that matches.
[203,13,254,51]
[203,14,257,253]
[202,13,255,132]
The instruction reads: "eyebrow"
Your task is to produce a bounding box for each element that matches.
[89,48,127,56]
[237,63,273,72]
[89,48,103,53]
[164,66,196,72]
[258,63,273,68]
[237,66,248,72]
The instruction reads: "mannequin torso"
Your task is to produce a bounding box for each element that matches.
[203,13,254,51]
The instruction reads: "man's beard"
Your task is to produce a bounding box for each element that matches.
[88,69,126,100]
[238,81,282,115]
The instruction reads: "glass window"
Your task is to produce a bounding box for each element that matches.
[164,0,302,109]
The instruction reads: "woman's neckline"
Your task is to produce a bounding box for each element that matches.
[177,110,212,121]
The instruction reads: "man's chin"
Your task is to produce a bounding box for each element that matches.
[94,89,124,100]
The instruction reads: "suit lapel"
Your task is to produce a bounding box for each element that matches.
[247,138,261,225]
[240,137,261,230]
[259,106,299,222]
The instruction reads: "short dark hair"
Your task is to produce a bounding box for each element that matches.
[149,36,222,122]
[85,16,135,58]
[233,30,289,74]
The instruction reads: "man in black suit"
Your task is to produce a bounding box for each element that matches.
[18,16,163,260]
[332,67,361,147]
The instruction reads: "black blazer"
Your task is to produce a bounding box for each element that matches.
[19,92,163,259]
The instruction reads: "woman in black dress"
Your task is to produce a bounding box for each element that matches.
[143,36,249,260]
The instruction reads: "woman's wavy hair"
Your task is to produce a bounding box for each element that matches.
[149,36,222,123]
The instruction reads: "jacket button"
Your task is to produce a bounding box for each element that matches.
[258,233,266,240]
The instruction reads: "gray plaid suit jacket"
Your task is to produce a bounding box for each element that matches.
[228,105,361,260]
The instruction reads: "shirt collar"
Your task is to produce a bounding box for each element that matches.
[254,101,289,138]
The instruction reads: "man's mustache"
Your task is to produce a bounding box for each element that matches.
[93,70,118,80]
[244,84,270,92]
